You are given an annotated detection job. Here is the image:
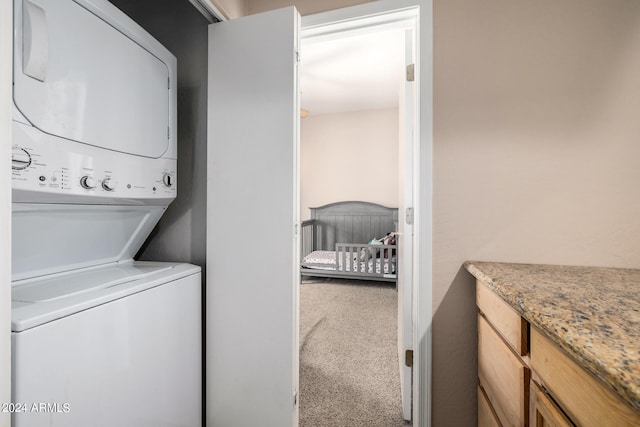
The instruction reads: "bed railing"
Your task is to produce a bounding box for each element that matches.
[300,218,397,281]
[301,219,316,260]
[335,243,396,277]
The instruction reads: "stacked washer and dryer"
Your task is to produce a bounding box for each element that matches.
[11,0,201,425]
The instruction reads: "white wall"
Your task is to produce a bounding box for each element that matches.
[431,0,640,424]
[0,0,12,424]
[300,108,399,219]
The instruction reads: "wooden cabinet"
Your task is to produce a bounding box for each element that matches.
[478,385,502,427]
[476,278,528,355]
[476,279,640,427]
[477,280,530,426]
[529,380,573,427]
[478,314,530,426]
[530,328,640,427]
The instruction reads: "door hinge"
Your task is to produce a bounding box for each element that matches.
[405,207,414,225]
[295,50,300,63]
[293,393,298,407]
[167,127,170,139]
[405,350,414,368]
[406,64,415,82]
[168,77,171,89]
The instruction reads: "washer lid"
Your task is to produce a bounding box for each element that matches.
[14,0,172,158]
[11,261,201,332]
[12,262,174,303]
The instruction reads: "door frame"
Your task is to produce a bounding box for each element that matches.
[1,0,13,423]
[301,1,431,425]
[198,1,432,425]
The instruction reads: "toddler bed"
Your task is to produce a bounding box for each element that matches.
[300,201,398,282]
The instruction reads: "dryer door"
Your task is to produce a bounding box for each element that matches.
[13,0,171,158]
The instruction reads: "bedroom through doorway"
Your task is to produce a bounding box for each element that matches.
[298,7,418,424]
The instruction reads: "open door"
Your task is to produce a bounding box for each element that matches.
[206,7,300,427]
[397,28,415,422]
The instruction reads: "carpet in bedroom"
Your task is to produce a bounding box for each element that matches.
[299,278,410,427]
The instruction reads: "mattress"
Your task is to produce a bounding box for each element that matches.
[301,250,395,275]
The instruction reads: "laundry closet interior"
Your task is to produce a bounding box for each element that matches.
[6,0,423,425]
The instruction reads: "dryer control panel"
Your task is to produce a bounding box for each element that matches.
[12,121,177,206]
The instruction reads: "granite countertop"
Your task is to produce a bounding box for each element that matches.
[464,261,640,413]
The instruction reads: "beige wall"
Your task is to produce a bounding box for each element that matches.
[433,0,640,424]
[209,0,247,19]
[215,0,374,19]
[247,0,373,16]
[300,109,399,220]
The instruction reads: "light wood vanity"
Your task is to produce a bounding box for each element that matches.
[466,262,640,427]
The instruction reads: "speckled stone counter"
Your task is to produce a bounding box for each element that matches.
[464,261,640,413]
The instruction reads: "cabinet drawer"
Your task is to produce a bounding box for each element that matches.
[530,328,640,427]
[529,380,573,427]
[479,314,530,427]
[479,385,503,427]
[477,280,528,355]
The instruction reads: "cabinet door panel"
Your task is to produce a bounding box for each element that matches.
[478,385,503,427]
[529,380,573,427]
[530,328,640,427]
[477,280,528,355]
[478,314,530,427]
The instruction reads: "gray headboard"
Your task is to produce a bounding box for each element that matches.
[309,201,398,251]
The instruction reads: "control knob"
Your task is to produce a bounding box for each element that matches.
[11,147,32,170]
[102,178,116,191]
[162,173,174,187]
[80,175,96,189]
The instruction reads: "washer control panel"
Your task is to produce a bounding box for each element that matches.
[12,122,177,204]
[79,175,96,189]
[12,147,32,170]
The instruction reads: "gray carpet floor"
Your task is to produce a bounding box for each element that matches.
[299,278,410,427]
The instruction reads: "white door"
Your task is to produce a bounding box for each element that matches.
[206,7,300,427]
[397,28,416,422]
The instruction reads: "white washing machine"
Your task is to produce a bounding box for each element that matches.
[11,0,201,425]
[11,262,202,427]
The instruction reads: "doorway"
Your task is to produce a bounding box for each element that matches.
[205,3,424,426]
[299,6,419,424]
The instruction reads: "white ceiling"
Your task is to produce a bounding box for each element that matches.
[300,28,406,116]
